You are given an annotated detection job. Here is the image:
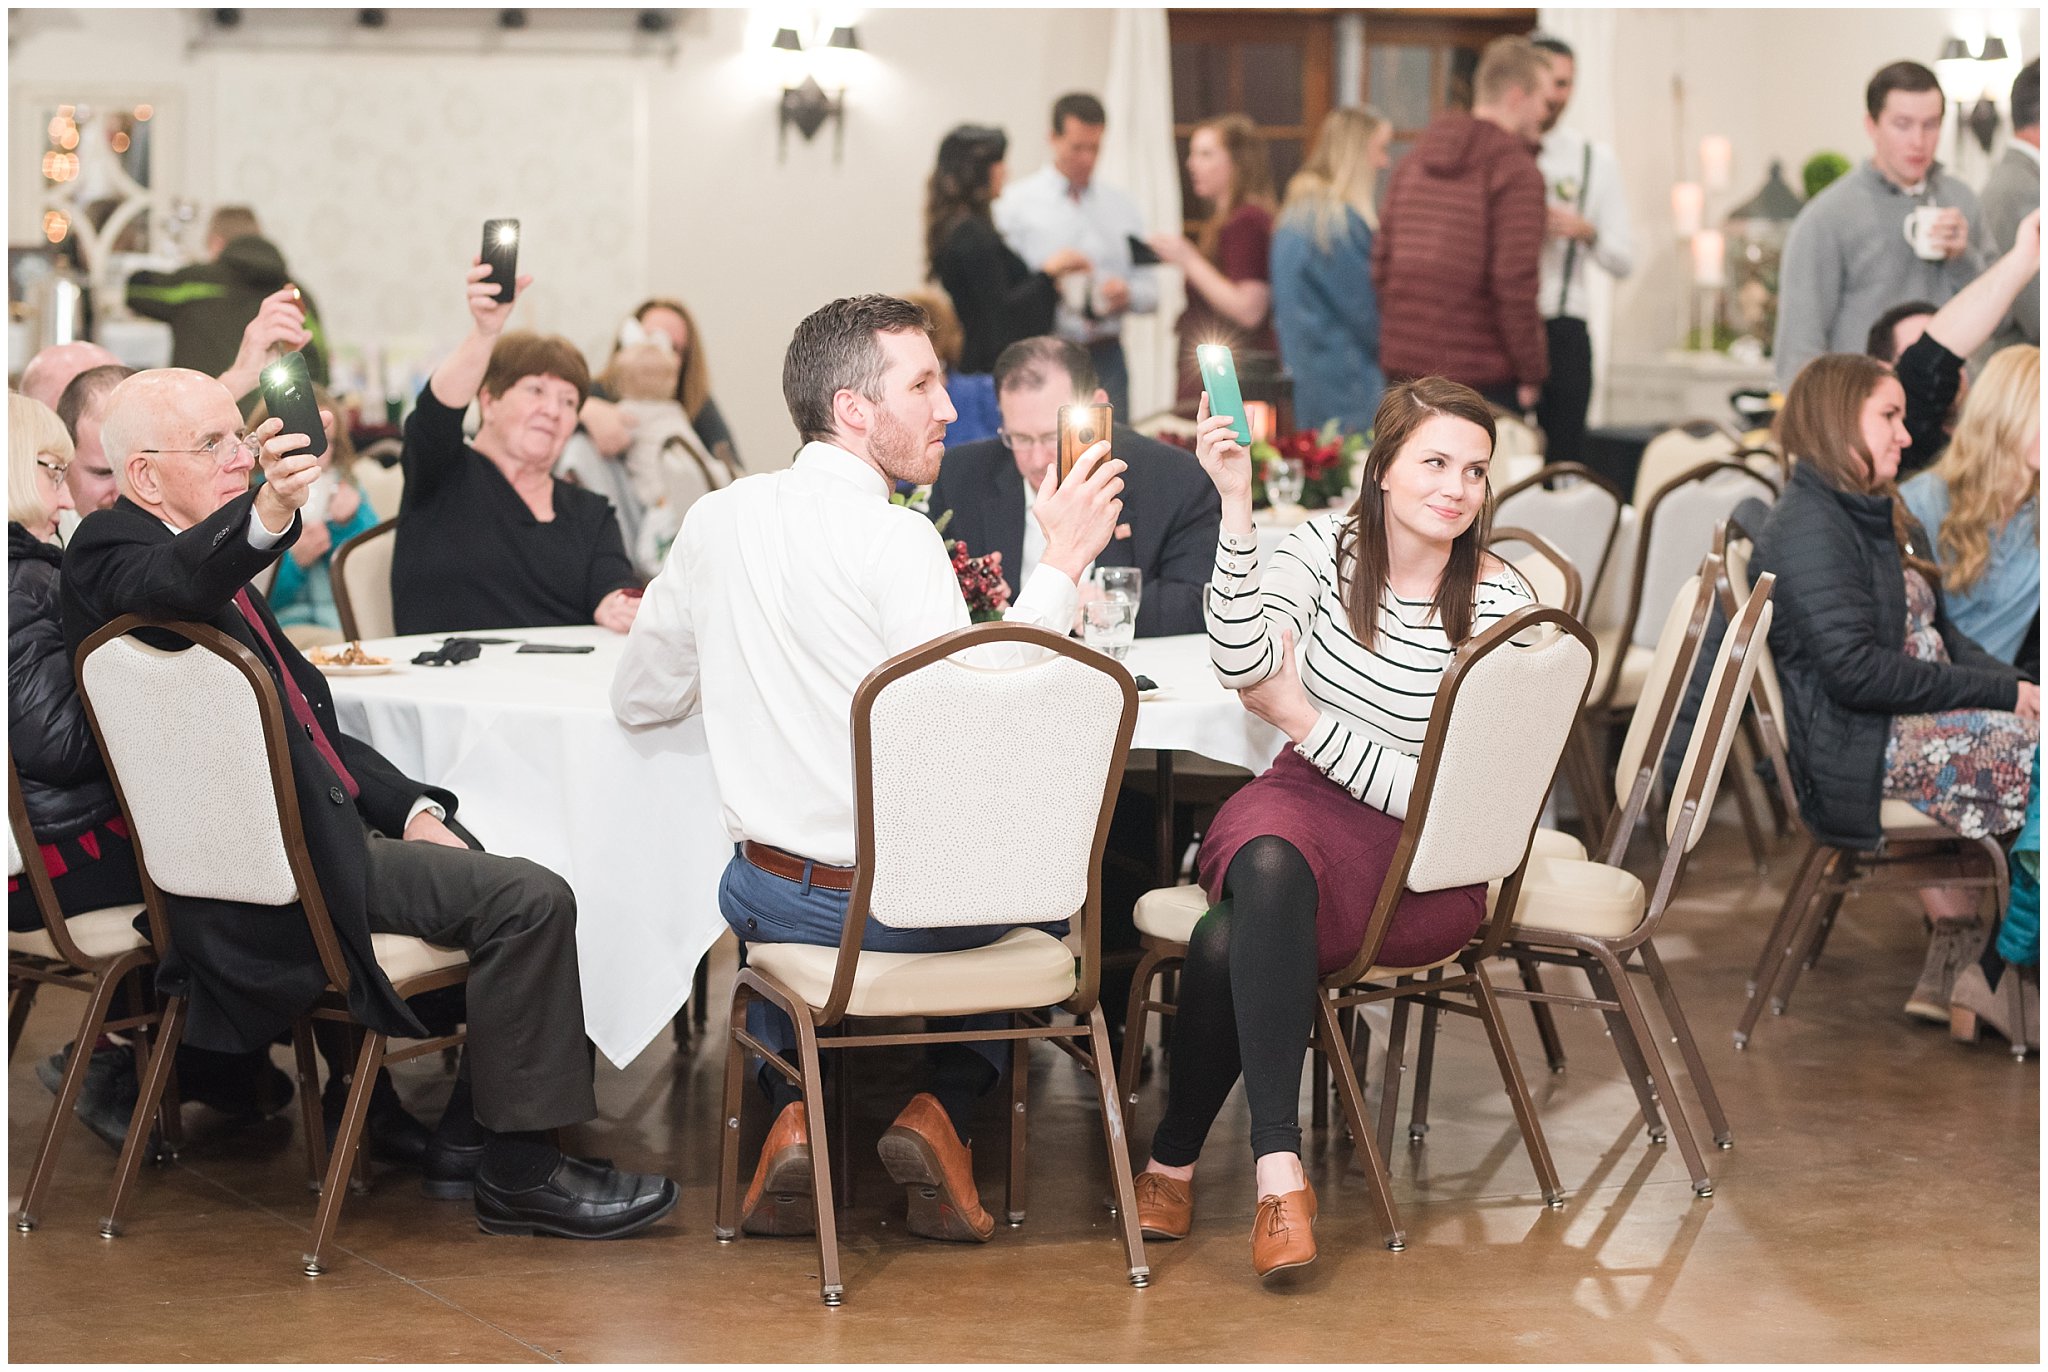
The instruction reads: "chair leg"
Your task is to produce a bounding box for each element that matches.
[101,993,186,1239]
[1310,1028,1331,1131]
[792,1011,844,1306]
[1767,859,1846,1021]
[1736,843,1833,1048]
[829,1037,852,1209]
[1315,994,1404,1250]
[8,976,38,1062]
[303,1029,382,1276]
[713,984,751,1242]
[1601,949,1713,1196]
[1085,1012,1150,1287]
[1470,970,1565,1207]
[1376,988,1411,1160]
[129,968,182,1160]
[1514,952,1569,1072]
[1005,1025,1029,1226]
[292,1020,326,1192]
[1408,989,1441,1145]
[1118,946,1172,1125]
[1800,890,1847,972]
[1581,955,1668,1143]
[16,952,143,1233]
[1637,940,1732,1148]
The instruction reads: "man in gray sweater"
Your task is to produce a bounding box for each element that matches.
[1979,58,2039,353]
[1773,60,1994,386]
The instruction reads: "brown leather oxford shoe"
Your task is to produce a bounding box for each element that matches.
[877,1092,996,1243]
[740,1101,817,1237]
[1133,1169,1193,1240]
[1250,1181,1317,1277]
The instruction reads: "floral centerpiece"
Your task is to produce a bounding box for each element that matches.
[892,486,1010,622]
[1154,420,1367,510]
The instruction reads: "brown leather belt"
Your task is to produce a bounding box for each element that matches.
[741,840,857,891]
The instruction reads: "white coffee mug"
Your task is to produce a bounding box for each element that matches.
[1058,271,1091,317]
[1903,205,1948,261]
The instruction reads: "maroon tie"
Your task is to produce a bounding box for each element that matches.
[233,587,359,800]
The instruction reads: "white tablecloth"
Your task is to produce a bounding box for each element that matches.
[327,625,1280,1067]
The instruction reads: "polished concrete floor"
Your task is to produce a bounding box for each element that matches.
[8,813,2039,1362]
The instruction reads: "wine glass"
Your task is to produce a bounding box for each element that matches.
[1266,458,1306,509]
[1081,599,1137,661]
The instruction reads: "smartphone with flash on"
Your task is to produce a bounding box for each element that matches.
[1195,343,1250,446]
[258,350,327,462]
[1057,402,1114,485]
[481,217,520,304]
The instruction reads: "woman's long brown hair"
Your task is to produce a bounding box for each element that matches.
[1191,114,1276,260]
[1337,377,1498,650]
[1775,352,1938,581]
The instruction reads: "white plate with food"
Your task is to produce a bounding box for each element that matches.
[309,643,396,676]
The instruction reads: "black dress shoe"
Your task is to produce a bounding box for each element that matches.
[422,1137,489,1200]
[474,1155,678,1240]
[323,1098,433,1169]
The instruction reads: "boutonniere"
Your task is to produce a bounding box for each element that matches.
[1552,176,1582,205]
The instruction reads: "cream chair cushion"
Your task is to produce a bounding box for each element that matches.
[370,933,467,985]
[1135,883,1209,942]
[8,904,148,962]
[1880,799,1952,837]
[1496,857,1648,940]
[748,928,1076,1018]
[1531,828,1588,862]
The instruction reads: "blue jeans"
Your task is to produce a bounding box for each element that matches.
[719,849,1062,1076]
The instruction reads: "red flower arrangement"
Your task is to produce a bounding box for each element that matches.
[948,537,1010,622]
[1156,422,1365,509]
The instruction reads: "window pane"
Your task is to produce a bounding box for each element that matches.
[1172,41,1230,126]
[1367,44,1434,132]
[1266,137,1304,198]
[1241,41,1305,126]
[1377,138,1414,206]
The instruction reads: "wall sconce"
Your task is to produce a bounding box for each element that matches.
[1937,34,2017,155]
[775,22,860,161]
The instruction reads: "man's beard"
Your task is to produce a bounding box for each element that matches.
[869,404,934,481]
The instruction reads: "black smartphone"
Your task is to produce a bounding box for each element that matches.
[481,217,520,305]
[1127,233,1163,266]
[258,350,327,461]
[1057,402,1113,485]
[516,642,595,655]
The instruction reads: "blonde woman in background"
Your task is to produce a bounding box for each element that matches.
[1902,344,2041,671]
[1152,113,1279,408]
[1271,108,1394,432]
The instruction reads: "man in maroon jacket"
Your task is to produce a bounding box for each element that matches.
[1374,35,1553,410]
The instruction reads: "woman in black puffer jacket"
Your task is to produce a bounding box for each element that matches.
[1753,354,2037,1031]
[8,393,142,932]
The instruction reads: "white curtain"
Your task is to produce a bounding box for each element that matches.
[1538,7,1620,426]
[1100,7,1184,422]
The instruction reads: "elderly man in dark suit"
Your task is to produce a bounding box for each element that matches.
[927,336,1219,637]
[62,367,675,1241]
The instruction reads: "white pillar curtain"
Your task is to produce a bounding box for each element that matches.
[1537,7,1620,425]
[1100,7,1184,422]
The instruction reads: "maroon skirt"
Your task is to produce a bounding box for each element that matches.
[1196,748,1487,977]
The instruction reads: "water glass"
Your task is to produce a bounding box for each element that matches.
[1267,458,1306,508]
[1094,566,1143,609]
[1081,599,1137,661]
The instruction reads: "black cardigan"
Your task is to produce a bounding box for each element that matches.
[1752,461,2020,850]
[932,215,1057,374]
[8,522,118,841]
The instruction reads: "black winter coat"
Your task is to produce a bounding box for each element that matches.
[1752,461,2020,850]
[8,522,119,841]
[62,494,451,1053]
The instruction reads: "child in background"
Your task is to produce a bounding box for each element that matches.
[248,383,378,642]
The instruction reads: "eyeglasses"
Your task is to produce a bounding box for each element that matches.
[34,455,70,484]
[997,429,1060,453]
[137,432,264,467]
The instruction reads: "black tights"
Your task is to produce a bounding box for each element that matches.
[1149,835,1321,1165]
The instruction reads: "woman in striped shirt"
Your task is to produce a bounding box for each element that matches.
[1132,376,1533,1277]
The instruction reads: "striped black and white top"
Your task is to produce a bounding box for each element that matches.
[1207,512,1534,819]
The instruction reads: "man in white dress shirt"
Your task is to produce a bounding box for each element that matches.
[612,294,1126,1243]
[995,92,1157,415]
[1530,35,1633,466]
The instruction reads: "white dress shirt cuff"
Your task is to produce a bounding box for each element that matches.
[403,797,447,831]
[247,504,293,549]
[1012,561,1080,632]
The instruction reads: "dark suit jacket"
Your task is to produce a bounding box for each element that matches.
[62,492,453,1052]
[927,425,1221,637]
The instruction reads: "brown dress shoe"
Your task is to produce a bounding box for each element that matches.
[1251,1182,1318,1277]
[741,1102,816,1236]
[1133,1169,1193,1240]
[877,1093,996,1242]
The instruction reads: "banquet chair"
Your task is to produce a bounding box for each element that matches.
[351,447,405,523]
[713,622,1145,1306]
[1407,562,1770,1199]
[331,518,398,642]
[74,616,470,1272]
[1490,407,1547,465]
[1580,459,1778,825]
[7,757,178,1233]
[1486,527,1582,619]
[1718,532,2017,1054]
[1631,420,1740,509]
[1118,605,1596,1251]
[1494,463,1626,618]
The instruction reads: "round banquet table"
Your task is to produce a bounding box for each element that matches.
[325,625,1285,1066]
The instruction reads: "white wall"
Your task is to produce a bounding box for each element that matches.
[8,6,1115,466]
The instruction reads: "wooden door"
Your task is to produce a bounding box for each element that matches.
[1167,10,1335,228]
